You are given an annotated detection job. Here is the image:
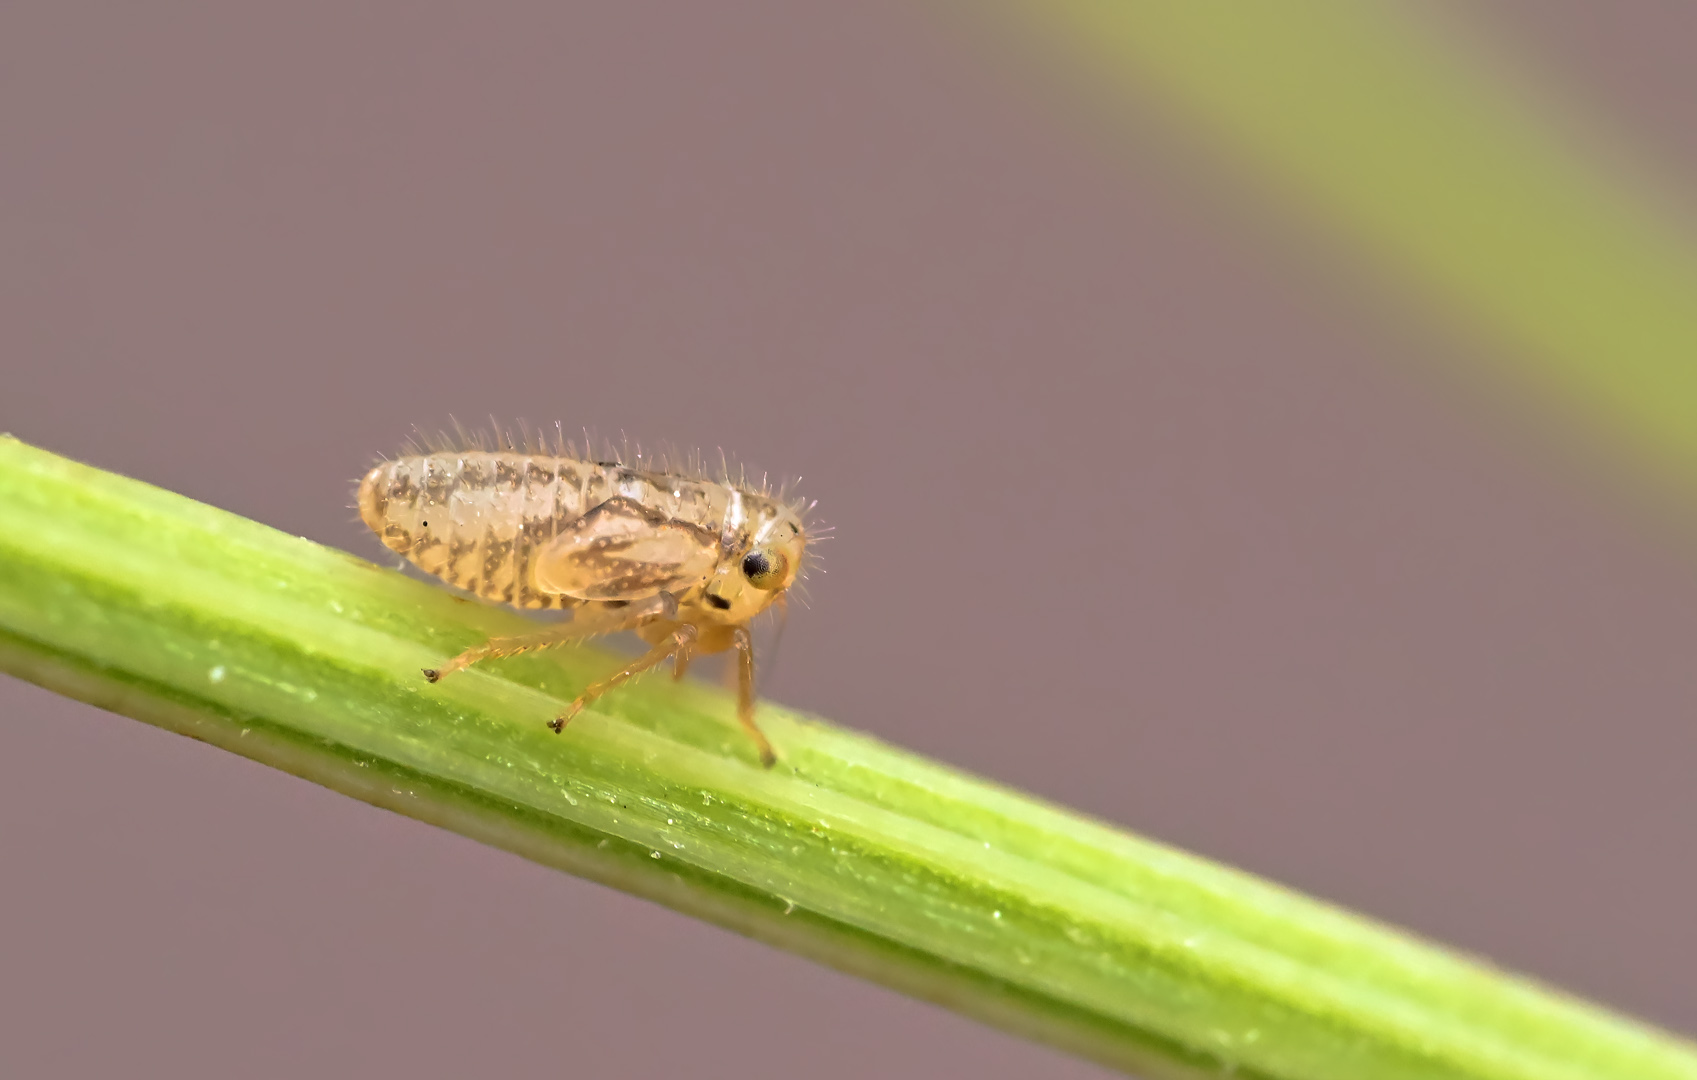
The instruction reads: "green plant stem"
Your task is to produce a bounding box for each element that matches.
[1,435,1691,1079]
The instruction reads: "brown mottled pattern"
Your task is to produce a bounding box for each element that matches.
[356,451,747,608]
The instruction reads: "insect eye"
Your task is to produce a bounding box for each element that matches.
[741,549,786,590]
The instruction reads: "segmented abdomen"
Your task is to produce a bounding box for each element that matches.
[358,452,601,608]
[358,452,733,609]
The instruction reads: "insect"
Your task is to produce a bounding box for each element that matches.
[356,425,817,767]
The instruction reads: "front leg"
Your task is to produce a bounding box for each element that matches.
[423,592,679,683]
[550,623,699,733]
[732,626,778,769]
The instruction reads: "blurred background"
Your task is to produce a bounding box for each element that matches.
[4,3,1696,1077]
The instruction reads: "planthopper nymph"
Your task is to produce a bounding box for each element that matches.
[356,425,818,767]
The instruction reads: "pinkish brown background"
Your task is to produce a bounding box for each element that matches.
[4,4,1696,1078]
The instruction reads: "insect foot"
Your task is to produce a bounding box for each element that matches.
[422,668,441,683]
[548,703,584,733]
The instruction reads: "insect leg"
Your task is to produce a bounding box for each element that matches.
[549,624,699,732]
[422,592,679,683]
[732,626,778,769]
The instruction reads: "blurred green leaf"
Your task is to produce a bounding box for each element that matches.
[989,1,1697,501]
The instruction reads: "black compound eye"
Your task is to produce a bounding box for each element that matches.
[741,549,785,590]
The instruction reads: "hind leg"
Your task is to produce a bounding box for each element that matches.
[550,623,698,732]
[422,592,678,683]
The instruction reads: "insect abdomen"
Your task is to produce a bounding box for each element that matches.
[358,452,602,608]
